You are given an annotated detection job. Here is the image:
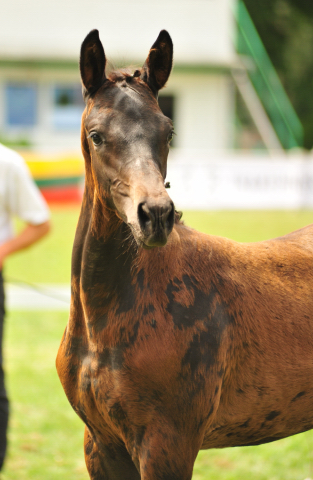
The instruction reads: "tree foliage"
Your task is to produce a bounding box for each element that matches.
[244,0,313,149]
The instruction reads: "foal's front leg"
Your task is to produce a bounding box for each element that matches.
[84,427,140,480]
[137,425,200,480]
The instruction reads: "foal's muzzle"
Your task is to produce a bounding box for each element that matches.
[138,199,175,247]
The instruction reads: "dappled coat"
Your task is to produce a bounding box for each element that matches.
[56,29,313,480]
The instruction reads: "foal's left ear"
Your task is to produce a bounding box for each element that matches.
[141,30,173,97]
[80,29,107,98]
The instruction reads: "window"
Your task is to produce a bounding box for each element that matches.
[159,95,175,145]
[158,95,175,122]
[6,83,37,126]
[52,85,85,130]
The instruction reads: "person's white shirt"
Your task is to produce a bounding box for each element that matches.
[0,143,50,246]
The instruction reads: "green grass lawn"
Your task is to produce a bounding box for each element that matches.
[4,311,87,480]
[5,205,80,285]
[2,207,313,479]
[182,210,313,243]
[5,207,313,284]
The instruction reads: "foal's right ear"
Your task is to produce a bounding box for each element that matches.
[141,30,173,97]
[80,30,107,98]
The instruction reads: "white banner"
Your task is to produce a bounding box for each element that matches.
[167,151,313,210]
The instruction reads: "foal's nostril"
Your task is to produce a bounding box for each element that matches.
[138,203,153,232]
[164,201,175,232]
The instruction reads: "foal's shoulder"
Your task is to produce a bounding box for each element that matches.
[173,221,313,266]
[274,222,313,242]
[259,223,313,256]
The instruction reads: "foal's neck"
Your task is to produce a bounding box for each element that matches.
[90,197,137,251]
[82,197,138,280]
[76,193,181,294]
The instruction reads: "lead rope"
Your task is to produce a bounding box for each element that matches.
[4,277,71,305]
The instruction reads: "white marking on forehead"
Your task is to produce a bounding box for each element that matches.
[132,143,152,161]
[117,82,144,104]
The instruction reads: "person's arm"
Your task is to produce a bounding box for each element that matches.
[0,220,50,270]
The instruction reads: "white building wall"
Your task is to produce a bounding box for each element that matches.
[0,0,238,152]
[165,72,234,151]
[0,0,237,66]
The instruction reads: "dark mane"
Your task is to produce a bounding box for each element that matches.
[106,66,140,83]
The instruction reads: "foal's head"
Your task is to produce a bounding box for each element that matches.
[80,29,175,248]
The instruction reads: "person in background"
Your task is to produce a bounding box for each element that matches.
[0,142,50,470]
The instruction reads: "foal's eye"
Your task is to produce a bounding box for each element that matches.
[90,133,102,146]
[167,130,175,143]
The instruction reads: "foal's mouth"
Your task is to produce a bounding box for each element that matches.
[137,200,175,248]
[127,200,175,249]
[131,225,173,249]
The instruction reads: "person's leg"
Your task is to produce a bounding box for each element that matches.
[0,272,9,470]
